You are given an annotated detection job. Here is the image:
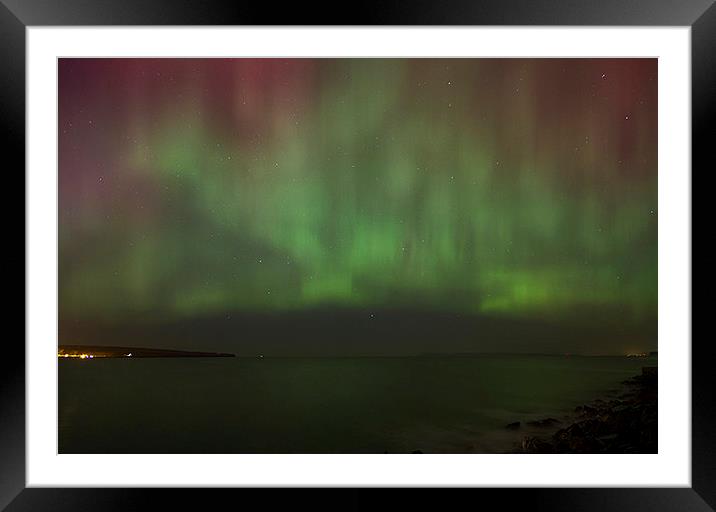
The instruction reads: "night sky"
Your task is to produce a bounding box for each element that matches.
[58,58,657,356]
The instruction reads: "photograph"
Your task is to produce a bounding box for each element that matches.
[57,57,658,455]
[3,0,706,504]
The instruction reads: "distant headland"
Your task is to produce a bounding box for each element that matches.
[58,345,235,359]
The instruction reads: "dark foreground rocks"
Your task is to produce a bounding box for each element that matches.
[519,368,657,453]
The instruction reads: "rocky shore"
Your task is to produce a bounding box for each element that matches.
[515,367,657,453]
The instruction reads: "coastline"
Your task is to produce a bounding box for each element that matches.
[58,345,235,358]
[513,366,657,453]
[59,354,656,454]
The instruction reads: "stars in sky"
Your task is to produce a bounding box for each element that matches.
[58,58,657,324]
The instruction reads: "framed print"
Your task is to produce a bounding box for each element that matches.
[5,0,710,509]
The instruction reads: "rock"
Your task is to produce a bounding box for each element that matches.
[521,436,554,453]
[597,433,618,443]
[575,404,597,415]
[505,421,521,430]
[546,369,657,453]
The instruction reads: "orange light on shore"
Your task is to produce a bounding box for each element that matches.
[58,352,100,359]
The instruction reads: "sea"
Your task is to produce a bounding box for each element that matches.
[58,354,657,453]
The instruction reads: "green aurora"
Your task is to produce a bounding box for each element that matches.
[59,58,657,353]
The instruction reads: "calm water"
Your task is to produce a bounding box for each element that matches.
[59,355,656,453]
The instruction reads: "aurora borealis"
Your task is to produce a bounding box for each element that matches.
[58,58,657,355]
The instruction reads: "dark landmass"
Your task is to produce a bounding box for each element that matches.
[58,345,235,358]
[516,366,657,453]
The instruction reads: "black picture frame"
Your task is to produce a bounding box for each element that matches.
[4,0,709,509]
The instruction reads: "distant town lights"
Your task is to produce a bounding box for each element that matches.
[57,352,123,359]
